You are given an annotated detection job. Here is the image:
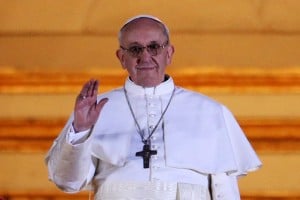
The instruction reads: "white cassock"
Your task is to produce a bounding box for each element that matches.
[45,76,262,200]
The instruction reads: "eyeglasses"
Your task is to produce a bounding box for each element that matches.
[120,41,169,58]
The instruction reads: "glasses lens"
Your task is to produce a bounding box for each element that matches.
[124,41,167,57]
[128,46,143,57]
[147,43,160,56]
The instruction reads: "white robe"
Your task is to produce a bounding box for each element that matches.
[46,76,261,199]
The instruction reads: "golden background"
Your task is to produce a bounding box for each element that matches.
[0,1,300,199]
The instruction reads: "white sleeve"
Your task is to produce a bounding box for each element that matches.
[45,118,96,193]
[211,173,240,200]
[66,124,91,145]
[221,105,262,176]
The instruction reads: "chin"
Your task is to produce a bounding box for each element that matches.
[135,73,163,87]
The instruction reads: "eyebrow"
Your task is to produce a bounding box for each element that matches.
[127,41,162,46]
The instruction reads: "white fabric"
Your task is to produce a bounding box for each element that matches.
[120,14,170,35]
[211,174,240,200]
[177,182,211,200]
[89,77,261,175]
[97,181,210,200]
[45,76,261,199]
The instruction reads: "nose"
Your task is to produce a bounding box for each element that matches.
[137,47,152,63]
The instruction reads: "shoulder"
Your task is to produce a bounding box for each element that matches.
[174,86,223,108]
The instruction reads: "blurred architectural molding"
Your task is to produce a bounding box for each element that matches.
[0,117,299,153]
[0,66,299,94]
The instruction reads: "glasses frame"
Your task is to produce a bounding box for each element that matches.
[120,41,169,58]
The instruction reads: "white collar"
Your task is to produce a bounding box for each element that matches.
[124,75,175,96]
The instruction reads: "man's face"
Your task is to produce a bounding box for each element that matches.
[116,18,174,87]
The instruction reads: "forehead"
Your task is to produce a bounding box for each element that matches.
[120,18,166,43]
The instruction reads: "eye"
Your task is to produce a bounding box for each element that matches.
[148,43,160,51]
[128,46,143,55]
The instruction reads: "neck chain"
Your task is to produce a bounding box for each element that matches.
[124,87,175,145]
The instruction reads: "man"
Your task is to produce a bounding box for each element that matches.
[46,15,261,200]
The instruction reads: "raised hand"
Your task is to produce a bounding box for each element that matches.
[73,79,108,132]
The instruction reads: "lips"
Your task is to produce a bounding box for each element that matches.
[136,64,157,70]
[137,67,156,70]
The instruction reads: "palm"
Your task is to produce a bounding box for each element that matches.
[73,80,108,132]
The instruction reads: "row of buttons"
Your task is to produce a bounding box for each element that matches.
[145,95,164,178]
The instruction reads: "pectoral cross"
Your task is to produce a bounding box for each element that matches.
[136,144,157,168]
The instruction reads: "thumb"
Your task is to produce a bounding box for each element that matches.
[95,98,109,113]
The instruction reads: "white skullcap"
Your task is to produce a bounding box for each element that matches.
[120,14,170,35]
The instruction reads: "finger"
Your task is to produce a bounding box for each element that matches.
[76,93,86,101]
[95,98,109,112]
[86,79,98,97]
[85,80,93,97]
[79,80,92,98]
[91,80,99,97]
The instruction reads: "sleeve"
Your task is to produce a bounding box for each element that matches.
[45,116,97,193]
[67,124,91,144]
[211,173,240,200]
[221,105,262,176]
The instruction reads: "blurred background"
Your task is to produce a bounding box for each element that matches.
[0,0,299,199]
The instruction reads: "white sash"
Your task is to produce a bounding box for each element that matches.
[96,181,210,200]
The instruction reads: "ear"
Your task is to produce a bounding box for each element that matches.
[116,49,126,69]
[166,45,175,65]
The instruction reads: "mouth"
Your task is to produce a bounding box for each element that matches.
[136,64,157,71]
[137,67,156,71]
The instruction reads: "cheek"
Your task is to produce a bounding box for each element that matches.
[122,57,136,69]
[159,54,170,68]
[123,61,137,76]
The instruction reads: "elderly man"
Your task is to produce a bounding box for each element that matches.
[46,15,261,200]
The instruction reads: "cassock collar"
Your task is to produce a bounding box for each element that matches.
[124,75,175,96]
